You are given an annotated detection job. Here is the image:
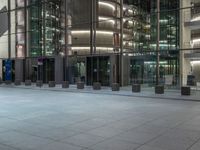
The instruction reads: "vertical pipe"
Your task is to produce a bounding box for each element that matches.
[93,0,97,82]
[120,0,123,86]
[90,0,94,55]
[24,0,27,58]
[42,0,46,57]
[90,0,94,84]
[41,0,46,82]
[93,0,97,54]
[24,0,27,82]
[156,0,160,85]
[8,0,11,59]
[179,0,187,87]
[15,0,17,58]
[64,0,67,81]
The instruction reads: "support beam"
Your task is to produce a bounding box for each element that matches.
[156,0,160,85]
[120,0,124,86]
[90,0,94,55]
[93,0,97,54]
[64,0,67,81]
[24,0,27,58]
[7,0,11,59]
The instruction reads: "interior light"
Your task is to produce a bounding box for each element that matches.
[191,16,200,22]
[72,30,114,35]
[99,1,115,10]
[99,17,115,24]
[191,60,200,65]
[71,47,113,51]
[192,39,200,43]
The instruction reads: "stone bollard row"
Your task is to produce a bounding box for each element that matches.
[11,80,192,96]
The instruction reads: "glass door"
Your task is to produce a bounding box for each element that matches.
[86,56,110,86]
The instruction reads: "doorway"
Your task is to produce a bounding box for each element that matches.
[26,58,55,83]
[86,56,110,86]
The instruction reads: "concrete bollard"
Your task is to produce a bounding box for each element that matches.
[49,81,56,88]
[155,85,164,94]
[181,86,191,96]
[132,84,141,93]
[93,82,101,90]
[5,80,12,85]
[77,82,84,89]
[112,83,120,91]
[62,81,69,88]
[36,80,43,87]
[25,80,32,86]
[15,80,21,86]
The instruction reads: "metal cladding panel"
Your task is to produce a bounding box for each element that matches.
[0,6,8,37]
[184,21,200,30]
[71,0,98,29]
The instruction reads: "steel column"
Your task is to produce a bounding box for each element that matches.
[156,0,160,85]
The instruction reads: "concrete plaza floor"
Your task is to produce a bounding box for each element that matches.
[0,87,200,150]
[1,83,200,101]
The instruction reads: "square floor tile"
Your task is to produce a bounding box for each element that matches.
[61,133,105,148]
[147,129,200,150]
[117,129,160,145]
[136,145,165,150]
[91,138,140,150]
[38,142,82,150]
[0,144,17,150]
[87,126,124,138]
[189,141,200,150]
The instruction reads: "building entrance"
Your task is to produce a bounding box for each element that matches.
[25,58,55,83]
[130,57,179,86]
[86,56,110,86]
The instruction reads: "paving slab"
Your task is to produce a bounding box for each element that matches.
[0,87,200,150]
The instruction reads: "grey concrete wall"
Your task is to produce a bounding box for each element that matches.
[15,59,24,81]
[55,56,63,84]
[110,55,130,86]
[180,0,192,86]
[71,0,92,29]
[192,64,200,82]
[72,33,113,47]
[122,56,130,86]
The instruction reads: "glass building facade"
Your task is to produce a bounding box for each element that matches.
[29,0,63,57]
[129,0,180,87]
[0,0,183,88]
[151,0,180,86]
